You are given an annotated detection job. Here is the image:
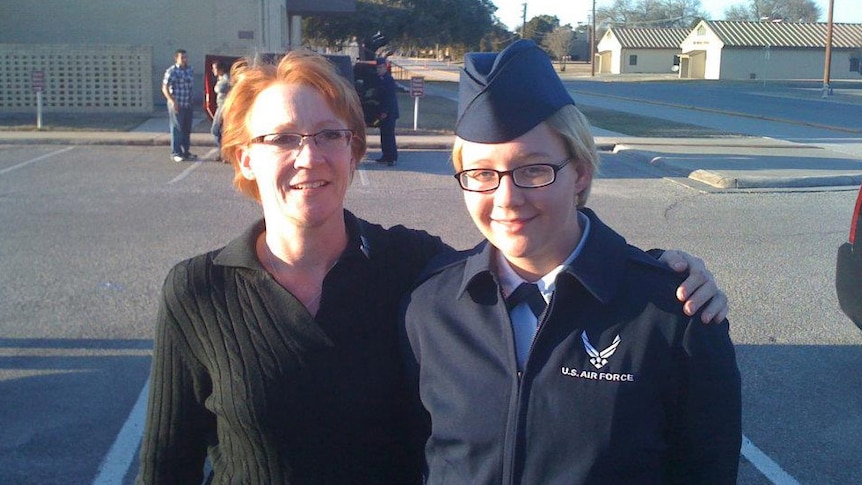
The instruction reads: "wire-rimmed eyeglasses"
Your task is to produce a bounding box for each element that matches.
[249,129,354,152]
[454,158,573,192]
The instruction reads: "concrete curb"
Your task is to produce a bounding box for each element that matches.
[0,132,456,150]
[2,132,860,191]
[685,169,862,189]
[606,137,862,190]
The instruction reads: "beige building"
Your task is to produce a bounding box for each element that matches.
[679,20,862,80]
[0,0,354,112]
[596,27,689,74]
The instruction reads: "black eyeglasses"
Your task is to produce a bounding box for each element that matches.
[454,158,573,192]
[249,129,353,152]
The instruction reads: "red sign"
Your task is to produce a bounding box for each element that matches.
[31,70,45,92]
[410,76,425,97]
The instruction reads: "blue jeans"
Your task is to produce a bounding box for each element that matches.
[211,104,224,150]
[169,105,193,156]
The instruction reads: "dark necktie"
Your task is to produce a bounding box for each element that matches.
[506,282,547,319]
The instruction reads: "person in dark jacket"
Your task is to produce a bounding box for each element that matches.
[402,40,742,484]
[373,57,399,166]
[137,49,728,484]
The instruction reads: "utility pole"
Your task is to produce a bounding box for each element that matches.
[521,3,527,39]
[590,0,596,77]
[821,0,834,98]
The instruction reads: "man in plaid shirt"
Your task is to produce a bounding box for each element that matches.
[162,49,197,162]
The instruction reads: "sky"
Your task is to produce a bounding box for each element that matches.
[492,0,862,31]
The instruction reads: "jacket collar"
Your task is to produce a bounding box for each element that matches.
[457,208,628,304]
[212,210,372,271]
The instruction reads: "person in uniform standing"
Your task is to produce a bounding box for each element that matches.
[402,40,742,484]
[373,57,399,166]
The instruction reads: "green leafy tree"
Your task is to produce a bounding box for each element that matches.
[304,0,498,53]
[480,21,518,52]
[303,1,407,53]
[520,15,560,45]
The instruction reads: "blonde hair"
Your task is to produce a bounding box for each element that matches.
[220,50,367,201]
[451,104,600,207]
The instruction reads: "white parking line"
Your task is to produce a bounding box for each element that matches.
[357,167,369,186]
[741,434,801,484]
[168,160,203,184]
[93,384,799,485]
[0,146,75,176]
[91,379,149,485]
[204,148,218,161]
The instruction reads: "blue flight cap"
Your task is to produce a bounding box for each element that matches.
[456,40,575,143]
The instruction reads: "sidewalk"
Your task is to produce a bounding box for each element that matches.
[5,124,860,190]
[2,70,862,190]
[2,117,861,190]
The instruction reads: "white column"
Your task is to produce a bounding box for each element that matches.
[260,0,286,52]
[289,15,302,50]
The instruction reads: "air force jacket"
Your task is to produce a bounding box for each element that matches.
[402,208,742,485]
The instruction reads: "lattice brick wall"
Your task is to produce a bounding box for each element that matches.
[0,44,153,113]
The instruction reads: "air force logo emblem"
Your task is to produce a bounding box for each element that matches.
[561,332,633,382]
[581,332,620,369]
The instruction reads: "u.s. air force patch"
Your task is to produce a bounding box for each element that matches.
[561,367,636,382]
[561,331,635,382]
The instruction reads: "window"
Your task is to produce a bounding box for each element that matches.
[629,55,637,66]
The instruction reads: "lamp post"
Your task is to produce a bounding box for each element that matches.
[822,0,834,98]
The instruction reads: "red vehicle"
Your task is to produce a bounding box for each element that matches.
[836,184,862,330]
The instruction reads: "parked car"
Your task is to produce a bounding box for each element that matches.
[836,183,862,330]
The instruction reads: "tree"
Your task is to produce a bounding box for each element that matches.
[596,0,707,28]
[303,1,406,56]
[479,21,517,52]
[520,15,560,45]
[406,0,498,48]
[721,0,821,22]
[723,4,755,21]
[545,26,575,61]
[303,0,499,53]
[544,26,575,70]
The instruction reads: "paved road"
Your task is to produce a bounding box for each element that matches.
[393,64,862,188]
[402,64,862,149]
[567,81,862,161]
[2,144,861,484]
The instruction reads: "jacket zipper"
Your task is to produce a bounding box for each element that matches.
[506,293,553,485]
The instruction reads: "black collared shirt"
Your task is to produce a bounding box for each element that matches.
[139,210,449,484]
